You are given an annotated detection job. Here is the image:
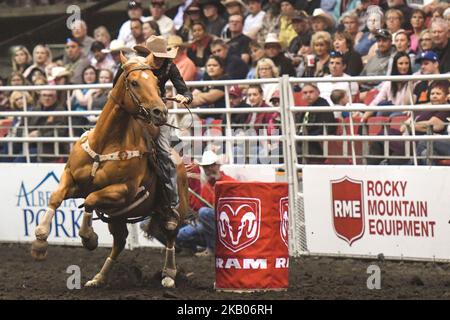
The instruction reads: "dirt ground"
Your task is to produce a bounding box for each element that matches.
[1,243,450,300]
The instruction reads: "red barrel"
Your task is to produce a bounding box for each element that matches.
[214,181,289,291]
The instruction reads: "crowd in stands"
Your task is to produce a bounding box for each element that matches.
[0,0,450,165]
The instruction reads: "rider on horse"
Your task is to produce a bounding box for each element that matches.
[114,35,193,230]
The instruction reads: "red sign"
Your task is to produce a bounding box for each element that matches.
[331,176,365,246]
[215,182,289,291]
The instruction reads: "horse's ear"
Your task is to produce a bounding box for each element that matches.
[119,51,128,65]
[146,52,155,68]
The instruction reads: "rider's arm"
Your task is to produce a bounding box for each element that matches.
[169,63,193,104]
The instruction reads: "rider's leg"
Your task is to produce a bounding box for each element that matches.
[155,125,180,230]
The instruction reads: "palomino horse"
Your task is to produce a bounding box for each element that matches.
[30,53,189,288]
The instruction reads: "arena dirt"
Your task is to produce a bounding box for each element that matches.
[1,243,450,300]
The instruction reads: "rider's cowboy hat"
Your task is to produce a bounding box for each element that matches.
[101,39,132,53]
[134,35,178,58]
[195,150,220,166]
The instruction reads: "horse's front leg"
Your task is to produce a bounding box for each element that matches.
[31,168,77,260]
[161,228,178,288]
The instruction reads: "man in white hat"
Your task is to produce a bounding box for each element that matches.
[132,35,193,230]
[177,150,236,256]
[264,33,296,76]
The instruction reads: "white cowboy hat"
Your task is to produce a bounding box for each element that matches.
[47,66,71,81]
[195,150,220,166]
[264,33,281,47]
[101,39,133,53]
[221,0,246,8]
[312,8,335,29]
[134,35,178,58]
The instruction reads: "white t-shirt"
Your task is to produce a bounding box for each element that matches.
[243,11,266,37]
[318,73,359,116]
[143,15,175,39]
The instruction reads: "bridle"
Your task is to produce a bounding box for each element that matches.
[110,64,163,124]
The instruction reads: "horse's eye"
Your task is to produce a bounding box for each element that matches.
[131,80,138,87]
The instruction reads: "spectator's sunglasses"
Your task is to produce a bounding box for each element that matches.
[330,50,343,58]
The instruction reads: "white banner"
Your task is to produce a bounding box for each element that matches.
[303,166,450,261]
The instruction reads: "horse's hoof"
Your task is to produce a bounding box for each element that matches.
[81,232,98,251]
[31,239,48,261]
[161,276,175,288]
[85,274,105,288]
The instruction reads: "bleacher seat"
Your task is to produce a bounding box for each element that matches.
[389,115,409,131]
[0,119,13,137]
[363,89,379,105]
[367,116,390,135]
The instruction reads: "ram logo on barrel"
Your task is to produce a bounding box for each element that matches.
[216,197,261,253]
[331,176,365,246]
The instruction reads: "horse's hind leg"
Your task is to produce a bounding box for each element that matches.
[31,168,76,260]
[85,221,128,287]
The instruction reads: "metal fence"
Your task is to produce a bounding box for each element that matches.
[1,74,450,256]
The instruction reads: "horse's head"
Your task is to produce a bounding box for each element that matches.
[114,52,168,126]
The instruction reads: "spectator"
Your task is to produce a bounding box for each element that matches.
[191,55,229,121]
[227,14,252,63]
[288,11,313,57]
[145,0,175,39]
[8,71,27,86]
[0,77,10,114]
[431,18,450,73]
[415,81,450,165]
[177,150,236,256]
[173,0,194,31]
[201,0,226,37]
[27,90,68,163]
[360,29,396,93]
[258,0,282,44]
[294,0,320,16]
[311,8,335,33]
[71,20,95,59]
[101,39,133,76]
[70,65,98,136]
[410,9,427,53]
[296,84,337,162]
[210,39,249,79]
[93,26,111,49]
[177,3,206,42]
[332,0,361,23]
[304,31,332,77]
[187,21,213,69]
[430,4,447,23]
[340,12,363,48]
[226,85,251,124]
[363,51,413,121]
[393,29,412,54]
[333,30,363,76]
[417,29,433,55]
[278,0,297,49]
[255,58,280,105]
[413,51,440,105]
[168,35,197,81]
[385,9,404,35]
[23,44,52,81]
[317,51,359,110]
[117,1,144,45]
[350,0,374,32]
[369,80,450,166]
[243,0,265,40]
[355,6,383,56]
[143,20,161,41]
[330,89,358,119]
[11,45,32,74]
[87,69,114,125]
[126,18,145,47]
[90,41,114,71]
[47,66,71,106]
[221,0,247,40]
[246,40,266,79]
[264,33,296,76]
[63,38,90,84]
[387,0,413,29]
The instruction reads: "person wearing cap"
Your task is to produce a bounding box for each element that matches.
[288,11,312,57]
[243,0,266,40]
[117,1,145,45]
[90,41,114,71]
[264,33,296,77]
[227,85,252,124]
[132,35,192,229]
[62,38,90,84]
[177,150,236,257]
[177,3,206,42]
[173,0,194,31]
[359,29,396,93]
[71,20,95,60]
[430,18,450,73]
[168,35,197,81]
[201,0,227,37]
[413,51,441,105]
[145,0,175,39]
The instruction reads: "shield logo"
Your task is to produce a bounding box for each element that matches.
[216,197,261,253]
[331,176,364,246]
[279,197,289,248]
